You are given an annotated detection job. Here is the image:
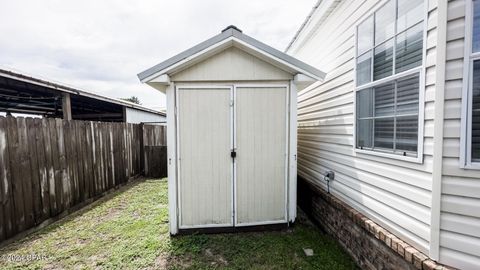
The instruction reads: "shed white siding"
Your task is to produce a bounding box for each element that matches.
[171,47,292,82]
[287,0,435,254]
[125,107,165,124]
[438,0,480,268]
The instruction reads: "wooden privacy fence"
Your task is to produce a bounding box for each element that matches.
[0,117,166,242]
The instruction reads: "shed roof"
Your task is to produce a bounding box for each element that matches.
[137,26,326,83]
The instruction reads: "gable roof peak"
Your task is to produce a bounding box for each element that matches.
[137,26,326,83]
[221,25,242,33]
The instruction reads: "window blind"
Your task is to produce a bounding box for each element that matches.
[374,39,394,80]
[472,60,480,161]
[356,74,419,155]
[396,23,423,73]
[473,0,480,53]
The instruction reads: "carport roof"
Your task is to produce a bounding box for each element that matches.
[0,68,165,120]
[137,25,326,83]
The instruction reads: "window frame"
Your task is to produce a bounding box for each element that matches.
[353,0,427,163]
[460,0,480,169]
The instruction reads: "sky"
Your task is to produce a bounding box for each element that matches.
[0,0,315,111]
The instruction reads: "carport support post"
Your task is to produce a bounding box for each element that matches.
[122,106,127,122]
[62,93,72,120]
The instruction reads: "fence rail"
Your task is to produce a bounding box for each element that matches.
[0,117,166,242]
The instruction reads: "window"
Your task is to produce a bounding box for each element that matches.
[464,0,480,165]
[355,0,424,158]
[472,60,480,161]
[356,75,419,155]
[473,0,480,53]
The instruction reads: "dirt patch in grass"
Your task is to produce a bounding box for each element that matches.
[152,253,169,269]
[0,178,356,270]
[204,248,228,267]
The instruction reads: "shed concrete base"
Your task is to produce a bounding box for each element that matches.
[175,223,290,236]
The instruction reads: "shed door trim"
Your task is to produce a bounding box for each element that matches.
[176,84,289,229]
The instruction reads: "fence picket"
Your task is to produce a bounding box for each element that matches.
[6,117,24,233]
[26,119,42,224]
[34,118,50,222]
[0,117,8,240]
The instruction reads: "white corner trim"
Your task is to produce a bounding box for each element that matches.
[289,80,298,223]
[429,0,448,260]
[166,83,178,235]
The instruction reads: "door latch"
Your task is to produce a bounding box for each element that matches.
[231,150,236,159]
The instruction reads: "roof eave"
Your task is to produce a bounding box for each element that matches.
[137,30,233,81]
[138,28,326,84]
[285,0,342,53]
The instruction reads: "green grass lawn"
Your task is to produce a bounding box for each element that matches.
[0,179,356,269]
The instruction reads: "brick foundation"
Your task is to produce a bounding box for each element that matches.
[297,177,454,270]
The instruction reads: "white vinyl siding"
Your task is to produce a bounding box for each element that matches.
[354,0,425,159]
[288,0,432,254]
[171,47,292,82]
[289,0,480,268]
[441,0,480,269]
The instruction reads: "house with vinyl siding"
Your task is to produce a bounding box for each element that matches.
[287,0,480,269]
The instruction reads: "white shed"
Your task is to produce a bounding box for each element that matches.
[138,26,325,234]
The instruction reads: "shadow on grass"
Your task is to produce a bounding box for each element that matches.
[0,178,155,254]
[0,179,356,270]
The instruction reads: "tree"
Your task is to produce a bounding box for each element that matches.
[120,96,141,105]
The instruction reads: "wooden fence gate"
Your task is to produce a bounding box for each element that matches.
[143,124,167,178]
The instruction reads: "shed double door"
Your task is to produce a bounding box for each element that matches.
[177,85,287,229]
